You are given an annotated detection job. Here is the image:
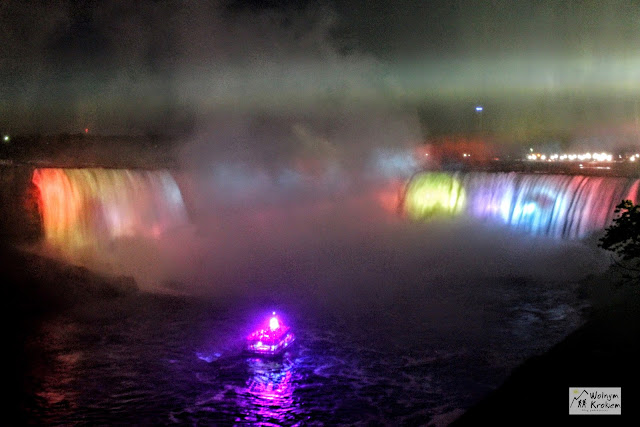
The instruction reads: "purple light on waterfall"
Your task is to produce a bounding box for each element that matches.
[408,171,640,239]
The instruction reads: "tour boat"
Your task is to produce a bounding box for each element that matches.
[246,312,295,356]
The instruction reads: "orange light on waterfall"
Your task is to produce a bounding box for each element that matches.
[31,168,188,259]
[31,168,84,249]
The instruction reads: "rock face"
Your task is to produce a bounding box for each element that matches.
[4,244,138,315]
[0,165,41,244]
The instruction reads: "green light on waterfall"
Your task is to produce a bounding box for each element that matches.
[404,173,465,219]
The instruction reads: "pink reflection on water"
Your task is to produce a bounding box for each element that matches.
[239,357,297,425]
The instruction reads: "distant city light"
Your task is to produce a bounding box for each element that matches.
[84,128,89,134]
[3,135,9,142]
[475,106,483,112]
[525,151,615,162]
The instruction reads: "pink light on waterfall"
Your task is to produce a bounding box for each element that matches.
[31,168,188,258]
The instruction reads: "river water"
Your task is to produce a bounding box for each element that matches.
[22,269,590,426]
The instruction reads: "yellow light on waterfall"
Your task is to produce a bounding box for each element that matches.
[31,168,188,260]
[403,172,465,220]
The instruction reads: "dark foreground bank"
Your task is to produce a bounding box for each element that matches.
[452,277,640,426]
[3,244,137,425]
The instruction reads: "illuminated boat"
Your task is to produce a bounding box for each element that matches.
[246,312,295,356]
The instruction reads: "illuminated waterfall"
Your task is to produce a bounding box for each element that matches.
[403,172,465,219]
[32,168,188,256]
[404,171,640,239]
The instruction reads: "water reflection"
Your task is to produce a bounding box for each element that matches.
[238,355,298,425]
[29,321,82,424]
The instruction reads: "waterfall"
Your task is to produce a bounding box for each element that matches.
[403,171,640,239]
[32,168,188,257]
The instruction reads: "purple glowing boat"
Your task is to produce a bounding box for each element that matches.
[246,312,295,356]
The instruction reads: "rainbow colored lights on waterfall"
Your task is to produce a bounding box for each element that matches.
[403,173,465,220]
[31,168,188,257]
[403,172,640,239]
[246,312,295,356]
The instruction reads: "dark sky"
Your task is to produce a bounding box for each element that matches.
[1,0,639,140]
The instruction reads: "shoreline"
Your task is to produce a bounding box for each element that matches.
[451,273,639,425]
[4,244,137,313]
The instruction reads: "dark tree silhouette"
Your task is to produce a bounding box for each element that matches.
[599,200,640,262]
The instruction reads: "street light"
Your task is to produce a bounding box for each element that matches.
[475,105,483,133]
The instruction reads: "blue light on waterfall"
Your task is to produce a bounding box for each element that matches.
[406,171,640,239]
[510,189,558,235]
[522,202,537,215]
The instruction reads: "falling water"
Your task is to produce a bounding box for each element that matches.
[31,168,188,259]
[403,171,640,239]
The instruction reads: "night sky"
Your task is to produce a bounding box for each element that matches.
[2,0,640,141]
